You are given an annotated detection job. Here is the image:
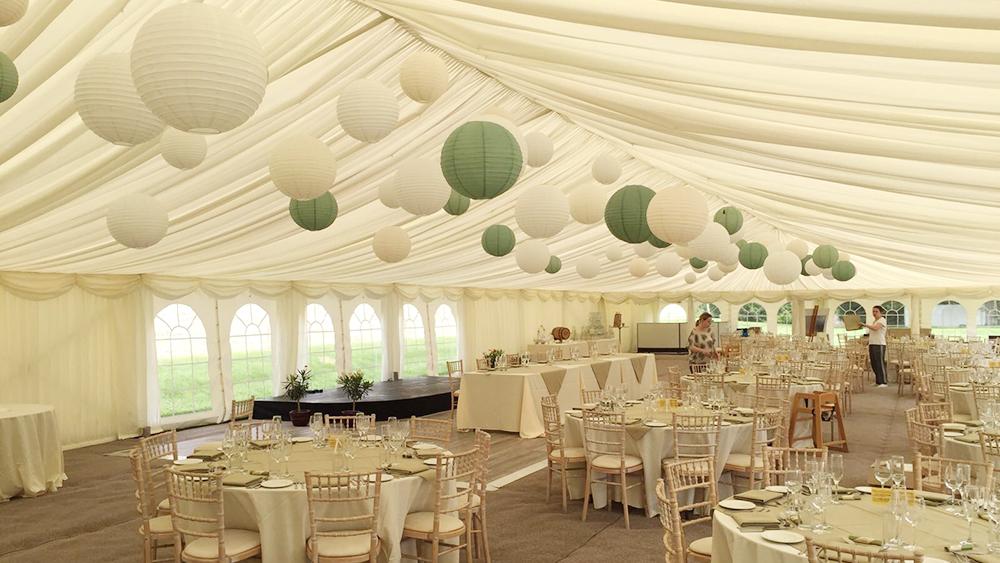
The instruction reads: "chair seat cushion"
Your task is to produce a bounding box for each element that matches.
[146,515,173,535]
[953,413,974,422]
[157,498,171,512]
[724,453,765,469]
[404,512,465,535]
[308,533,377,558]
[183,529,260,559]
[592,454,643,470]
[689,537,713,556]
[550,447,586,460]
[470,492,481,509]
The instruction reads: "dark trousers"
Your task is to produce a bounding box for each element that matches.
[869,344,887,385]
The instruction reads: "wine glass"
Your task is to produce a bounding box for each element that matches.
[309,413,325,448]
[902,496,926,550]
[828,454,845,503]
[221,429,237,475]
[944,464,961,513]
[355,413,370,441]
[961,485,983,549]
[873,458,892,489]
[889,455,906,489]
[809,482,833,533]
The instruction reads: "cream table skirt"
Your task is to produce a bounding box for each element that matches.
[0,404,66,501]
[942,434,985,464]
[456,353,657,438]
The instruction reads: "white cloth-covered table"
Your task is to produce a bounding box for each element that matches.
[0,404,66,501]
[457,353,657,438]
[942,433,986,464]
[527,338,616,358]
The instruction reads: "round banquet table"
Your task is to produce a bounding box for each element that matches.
[0,404,66,501]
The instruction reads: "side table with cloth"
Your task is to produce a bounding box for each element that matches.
[0,404,66,501]
[457,353,657,438]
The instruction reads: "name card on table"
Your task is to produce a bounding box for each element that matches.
[871,488,915,505]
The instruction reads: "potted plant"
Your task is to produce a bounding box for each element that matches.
[338,370,374,415]
[284,366,313,426]
[484,348,504,369]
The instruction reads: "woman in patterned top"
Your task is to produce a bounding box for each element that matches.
[688,312,718,371]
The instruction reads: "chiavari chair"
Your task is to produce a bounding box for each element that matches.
[540,395,586,512]
[581,410,644,529]
[805,538,923,563]
[401,448,479,563]
[165,469,262,562]
[303,471,382,563]
[662,457,717,561]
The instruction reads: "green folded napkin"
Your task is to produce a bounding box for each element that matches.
[914,490,951,503]
[388,459,432,475]
[734,489,784,504]
[188,450,224,461]
[962,420,984,427]
[848,535,882,546]
[730,511,782,529]
[724,415,752,424]
[249,440,274,449]
[175,462,212,473]
[955,433,981,443]
[222,473,264,487]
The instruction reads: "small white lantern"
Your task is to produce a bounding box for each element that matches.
[685,222,729,262]
[106,193,168,248]
[74,53,163,146]
[160,128,207,169]
[647,184,708,245]
[569,183,608,225]
[399,52,448,103]
[337,79,399,143]
[633,242,656,258]
[524,131,553,167]
[805,260,823,276]
[576,255,601,279]
[0,0,28,26]
[707,266,725,281]
[515,185,569,238]
[515,239,550,273]
[592,152,621,185]
[786,239,809,259]
[674,245,694,259]
[378,182,400,209]
[684,272,697,284]
[395,157,451,215]
[130,3,267,134]
[605,246,624,262]
[719,244,740,266]
[373,226,411,263]
[269,135,337,200]
[655,253,683,277]
[763,250,802,285]
[719,261,738,273]
[628,257,649,278]
[822,268,836,280]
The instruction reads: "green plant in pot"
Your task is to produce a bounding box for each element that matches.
[338,370,374,415]
[284,366,313,426]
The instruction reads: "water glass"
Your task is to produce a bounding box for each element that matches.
[873,457,891,489]
[962,485,984,549]
[902,496,925,550]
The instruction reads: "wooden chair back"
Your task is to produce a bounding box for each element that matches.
[914,453,993,492]
[165,468,227,561]
[541,395,569,459]
[663,457,718,545]
[231,397,254,422]
[325,414,376,432]
[763,446,828,487]
[304,471,381,562]
[409,416,452,445]
[654,479,683,563]
[581,410,627,463]
[916,401,953,425]
[805,538,923,562]
[670,413,721,460]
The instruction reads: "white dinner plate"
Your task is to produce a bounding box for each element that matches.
[411,442,440,451]
[173,458,202,465]
[854,486,873,494]
[943,431,964,438]
[625,400,642,405]
[720,421,732,426]
[718,499,755,510]
[290,436,312,443]
[260,479,294,489]
[643,421,668,427]
[367,473,394,482]
[733,407,754,415]
[765,485,790,494]
[941,423,966,431]
[582,402,598,410]
[363,435,383,441]
[761,530,805,545]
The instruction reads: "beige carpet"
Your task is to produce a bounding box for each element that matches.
[0,383,911,563]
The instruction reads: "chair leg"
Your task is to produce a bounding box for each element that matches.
[581,467,592,522]
[560,467,569,513]
[546,462,552,503]
[480,509,492,563]
[620,471,630,529]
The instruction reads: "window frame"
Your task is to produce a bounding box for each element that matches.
[776,302,793,336]
[401,303,430,378]
[228,302,277,402]
[737,302,767,330]
[347,301,384,382]
[304,302,339,391]
[880,300,908,328]
[432,303,460,375]
[153,303,214,421]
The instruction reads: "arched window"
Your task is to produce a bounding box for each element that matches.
[305,304,337,390]
[230,304,273,401]
[835,301,867,326]
[696,303,722,321]
[349,303,382,381]
[658,304,687,323]
[978,300,1000,337]
[881,300,908,328]
[435,304,459,375]
[776,303,793,336]
[401,304,427,378]
[155,304,211,418]
[737,303,767,331]
[932,300,966,338]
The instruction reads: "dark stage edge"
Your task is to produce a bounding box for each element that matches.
[254,375,453,421]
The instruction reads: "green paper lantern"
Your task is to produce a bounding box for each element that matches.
[736,239,747,249]
[813,244,839,268]
[647,232,671,249]
[0,52,17,104]
[443,190,470,216]
[604,184,655,243]
[441,121,523,199]
[713,206,743,235]
[832,260,856,282]
[545,256,562,274]
[689,257,708,269]
[739,242,768,269]
[481,224,515,257]
[801,254,814,276]
[288,193,337,231]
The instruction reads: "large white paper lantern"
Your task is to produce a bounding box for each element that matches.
[655,254,683,277]
[685,222,730,262]
[684,272,697,284]
[633,242,656,258]
[160,128,207,169]
[719,261,738,273]
[628,257,648,278]
[515,185,569,238]
[707,266,725,281]
[337,79,399,143]
[605,246,624,262]
[569,183,608,225]
[675,245,694,260]
[269,135,337,200]
[576,255,601,279]
[719,244,740,266]
[515,239,550,273]
[106,194,168,248]
[373,226,411,263]
[0,0,28,26]
[378,182,400,209]
[592,152,621,185]
[74,53,163,146]
[786,239,808,259]
[647,184,708,245]
[763,250,801,285]
[395,157,450,215]
[131,3,266,134]
[524,131,554,167]
[399,52,448,103]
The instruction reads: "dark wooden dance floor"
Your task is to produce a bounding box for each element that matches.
[253,375,454,420]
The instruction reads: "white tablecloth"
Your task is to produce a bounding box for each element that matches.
[0,404,66,501]
[456,353,657,438]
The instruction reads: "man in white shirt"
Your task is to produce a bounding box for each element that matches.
[861,305,888,387]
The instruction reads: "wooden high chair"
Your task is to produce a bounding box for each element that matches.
[788,391,848,452]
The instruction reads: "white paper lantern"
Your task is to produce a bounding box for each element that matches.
[515,185,569,238]
[684,272,697,284]
[805,260,823,276]
[337,79,398,143]
[524,131,554,167]
[592,152,621,185]
[378,182,400,209]
[786,239,809,259]
[655,254,683,277]
[269,135,337,200]
[399,52,448,103]
[605,246,624,262]
[707,266,725,281]
[569,183,608,225]
[719,261,738,273]
[106,193,168,248]
[160,128,207,169]
[395,157,451,215]
[822,268,836,280]
[763,250,802,285]
[633,242,656,258]
[515,239,550,273]
[685,223,730,262]
[373,226,411,263]
[647,184,708,245]
[628,257,648,278]
[0,0,28,26]
[674,245,694,260]
[74,53,163,146]
[131,3,266,134]
[576,255,601,279]
[719,244,740,266]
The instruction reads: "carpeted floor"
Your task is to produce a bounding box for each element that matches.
[0,383,912,563]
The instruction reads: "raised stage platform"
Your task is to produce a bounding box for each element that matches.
[253,375,454,421]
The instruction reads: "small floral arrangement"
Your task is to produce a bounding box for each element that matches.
[484,348,504,369]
